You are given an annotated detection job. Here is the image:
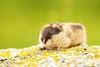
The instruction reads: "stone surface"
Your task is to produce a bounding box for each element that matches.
[0,45,100,67]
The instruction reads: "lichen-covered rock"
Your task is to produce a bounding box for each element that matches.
[0,45,100,67]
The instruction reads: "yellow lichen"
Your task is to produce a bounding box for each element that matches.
[0,45,100,67]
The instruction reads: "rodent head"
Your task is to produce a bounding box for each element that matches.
[40,23,63,45]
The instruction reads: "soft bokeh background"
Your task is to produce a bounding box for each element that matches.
[0,0,100,49]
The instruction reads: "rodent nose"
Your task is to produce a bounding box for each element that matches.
[41,37,44,44]
[41,36,51,44]
[41,37,46,44]
[43,39,45,44]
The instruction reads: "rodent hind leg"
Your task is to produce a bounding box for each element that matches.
[51,47,58,50]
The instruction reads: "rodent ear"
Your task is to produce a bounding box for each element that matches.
[50,23,62,31]
[55,24,63,31]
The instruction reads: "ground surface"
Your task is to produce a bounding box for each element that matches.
[0,45,100,67]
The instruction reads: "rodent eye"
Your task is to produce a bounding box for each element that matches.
[50,31,54,35]
[50,27,62,36]
[55,27,61,33]
[50,29,57,35]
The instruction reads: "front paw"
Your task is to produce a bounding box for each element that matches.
[39,47,46,50]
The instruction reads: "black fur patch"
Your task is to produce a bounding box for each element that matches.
[41,23,62,44]
[72,25,83,30]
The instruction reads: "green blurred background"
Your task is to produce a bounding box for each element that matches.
[0,0,100,49]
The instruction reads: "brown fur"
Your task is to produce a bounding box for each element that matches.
[39,23,86,50]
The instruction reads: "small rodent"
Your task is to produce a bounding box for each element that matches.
[39,22,86,50]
